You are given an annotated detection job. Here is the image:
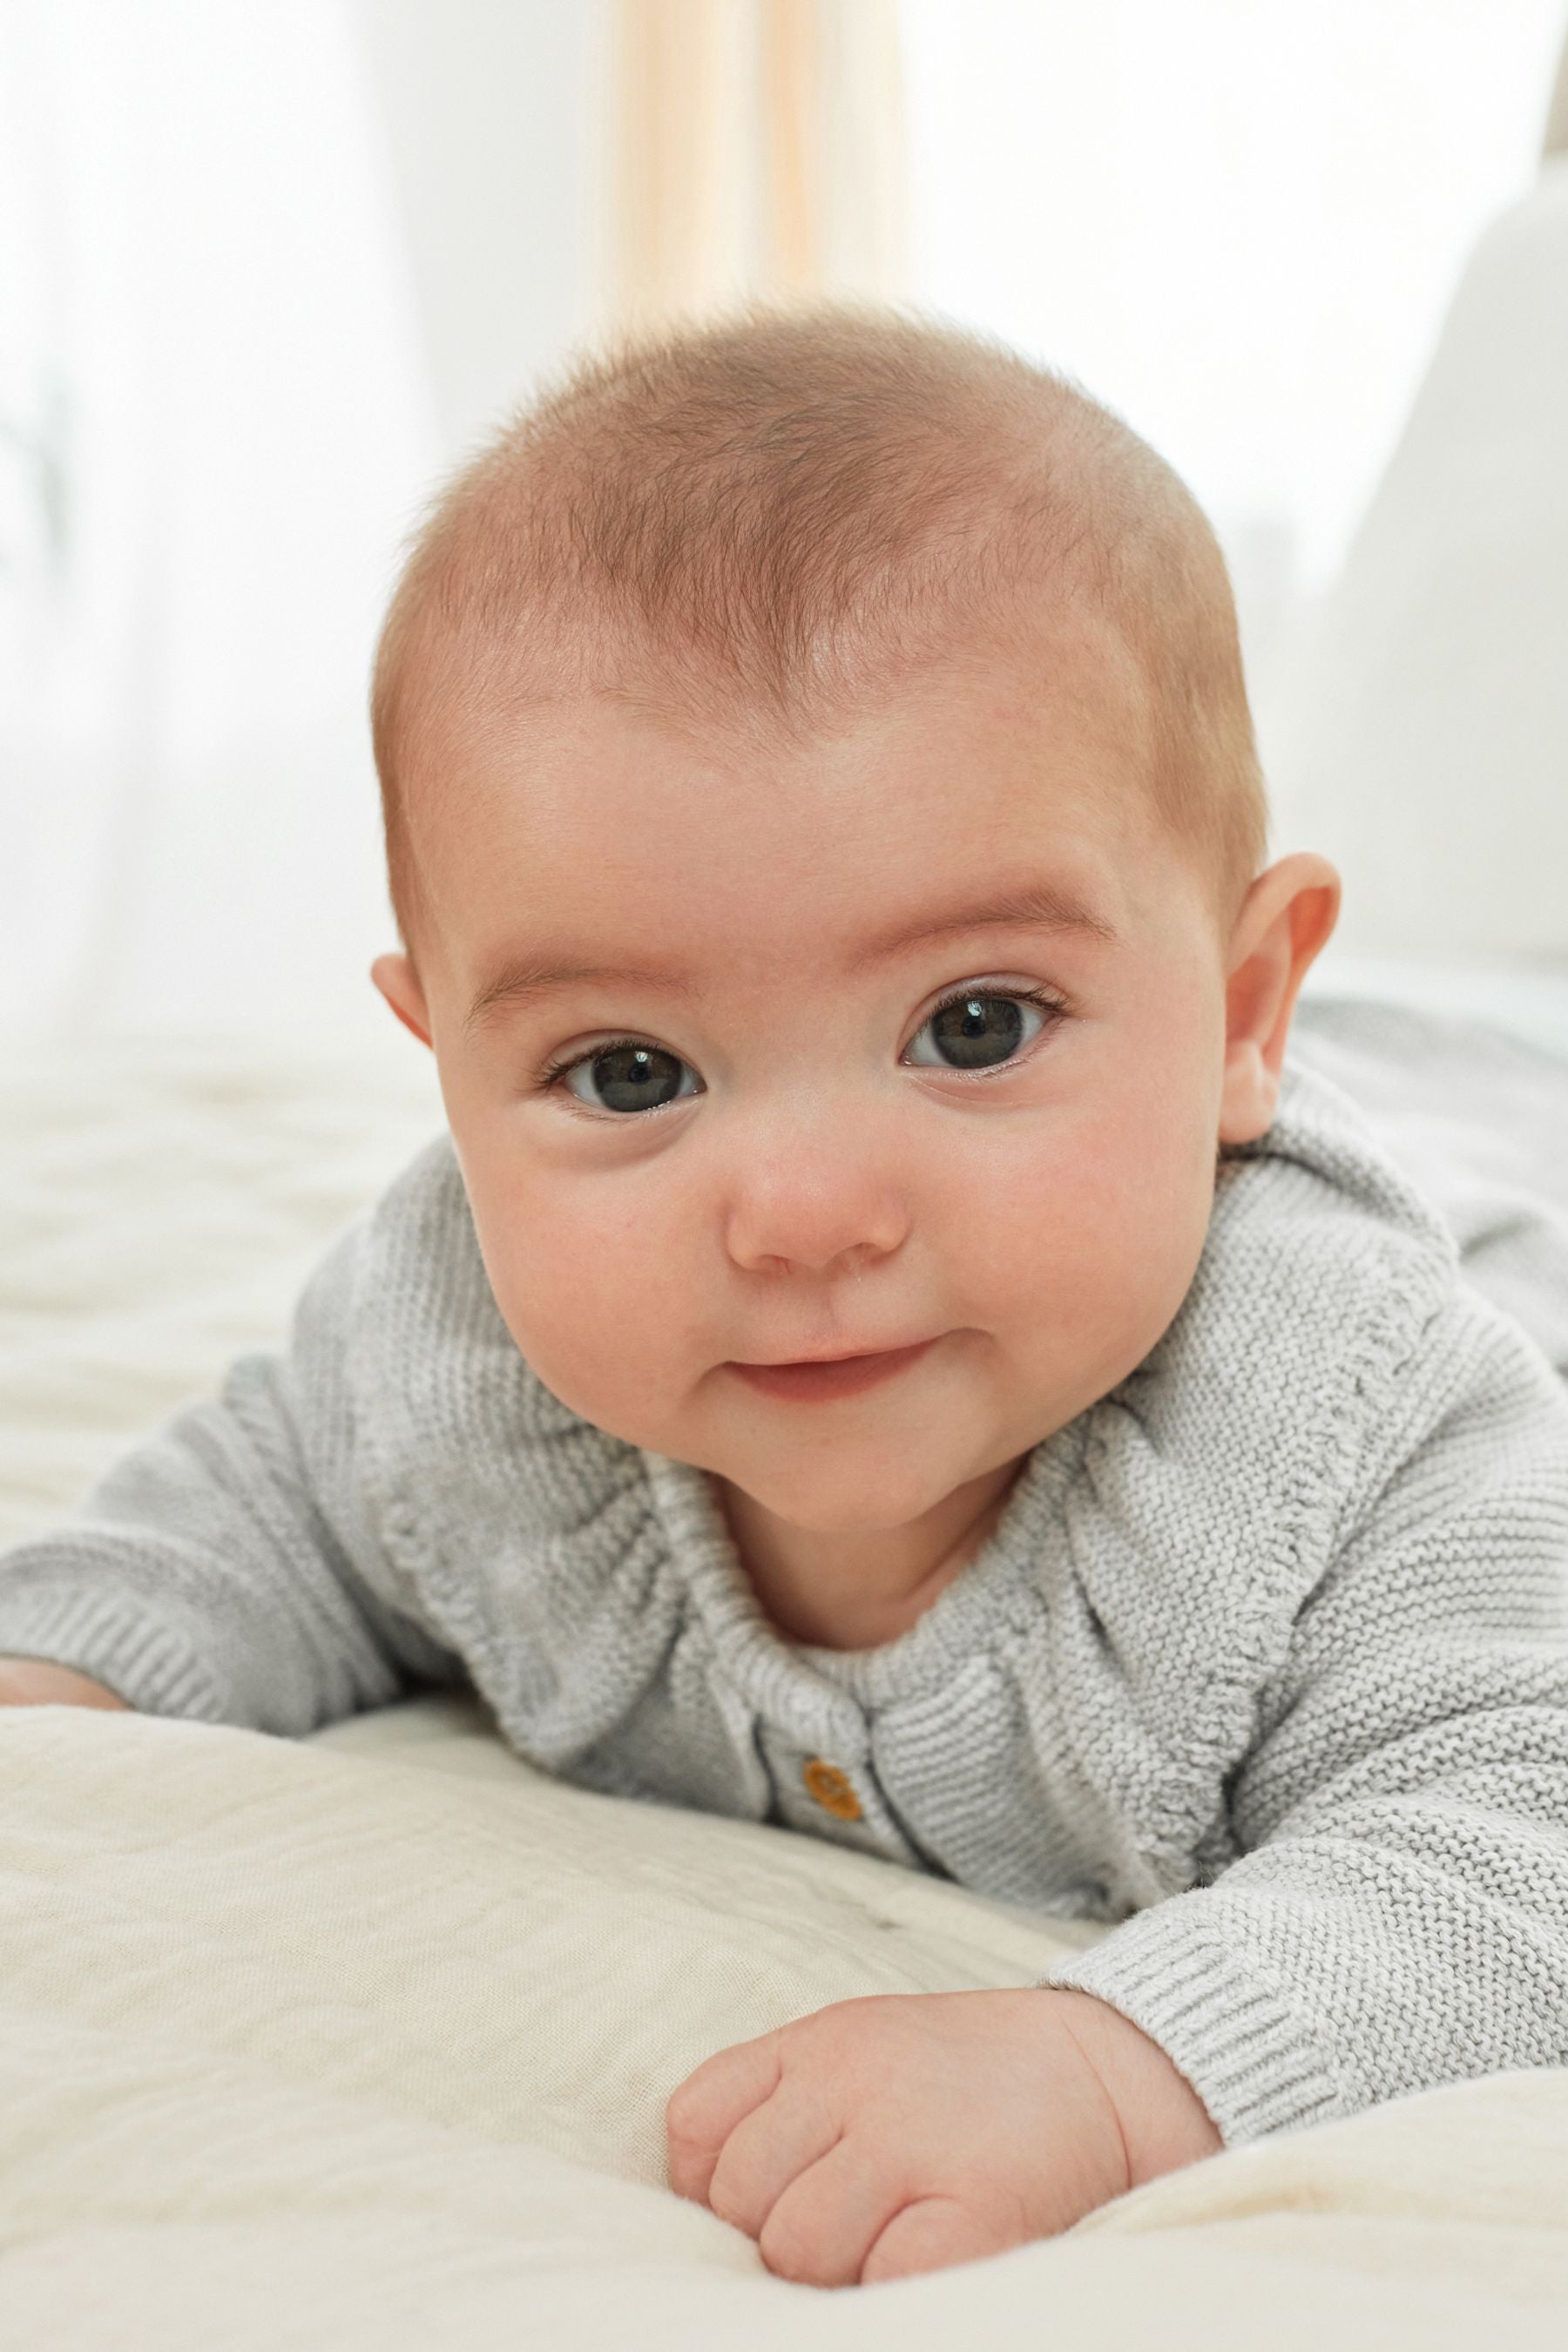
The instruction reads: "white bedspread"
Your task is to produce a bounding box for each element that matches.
[4,1014,1568,2346]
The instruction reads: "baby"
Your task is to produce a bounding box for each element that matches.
[5,308,1568,2289]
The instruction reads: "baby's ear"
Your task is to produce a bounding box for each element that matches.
[1218,853,1341,1144]
[370,953,435,1051]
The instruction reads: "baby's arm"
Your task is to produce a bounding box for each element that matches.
[0,1219,464,1736]
[1048,1282,1568,2143]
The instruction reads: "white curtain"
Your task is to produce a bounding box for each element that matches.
[605,0,908,335]
[0,0,440,1043]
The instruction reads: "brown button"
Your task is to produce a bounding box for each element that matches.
[801,1758,863,1820]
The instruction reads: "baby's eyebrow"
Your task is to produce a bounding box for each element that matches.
[463,876,1118,1039]
[851,878,1118,964]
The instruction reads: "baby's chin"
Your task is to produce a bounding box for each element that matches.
[695,1429,1022,1537]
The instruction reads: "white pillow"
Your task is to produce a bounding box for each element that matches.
[1254,159,1568,963]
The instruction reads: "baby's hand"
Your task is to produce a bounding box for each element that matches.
[0,1657,132,1709]
[665,1986,1219,2288]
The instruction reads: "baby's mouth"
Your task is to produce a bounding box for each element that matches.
[726,1337,936,1403]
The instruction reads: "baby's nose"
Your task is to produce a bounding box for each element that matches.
[721,1117,911,1277]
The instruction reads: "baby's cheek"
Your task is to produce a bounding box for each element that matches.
[985,1124,1207,1378]
[481,1201,701,1436]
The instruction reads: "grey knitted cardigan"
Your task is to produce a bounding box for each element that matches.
[4,998,1568,2148]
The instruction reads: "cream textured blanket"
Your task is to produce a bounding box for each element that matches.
[3,1018,1568,2346]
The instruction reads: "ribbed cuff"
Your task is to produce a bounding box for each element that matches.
[0,1577,226,1720]
[1042,1903,1348,2146]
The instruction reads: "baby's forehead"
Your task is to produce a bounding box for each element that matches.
[420,614,1146,850]
[409,625,1172,1004]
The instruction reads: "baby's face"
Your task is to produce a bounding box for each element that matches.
[377,622,1235,1538]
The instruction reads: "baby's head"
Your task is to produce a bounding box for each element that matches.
[369,308,1337,1565]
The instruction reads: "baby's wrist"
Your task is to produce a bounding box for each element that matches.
[1048,1988,1221,2185]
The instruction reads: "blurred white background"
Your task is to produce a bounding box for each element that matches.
[1,0,1565,1042]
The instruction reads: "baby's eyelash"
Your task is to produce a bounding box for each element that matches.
[531,983,1067,1099]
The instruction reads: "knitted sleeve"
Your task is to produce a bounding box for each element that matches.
[1044,1284,1568,2145]
[0,1218,468,1734]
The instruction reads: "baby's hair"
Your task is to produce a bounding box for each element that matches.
[372,304,1268,962]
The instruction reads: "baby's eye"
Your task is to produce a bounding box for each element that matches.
[556,1039,701,1116]
[902,987,1062,1073]
[544,985,1063,1117]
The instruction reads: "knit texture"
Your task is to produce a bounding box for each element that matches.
[3,999,1568,2146]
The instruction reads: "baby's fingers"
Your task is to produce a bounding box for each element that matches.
[665,2028,785,2205]
[861,2191,1012,2287]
